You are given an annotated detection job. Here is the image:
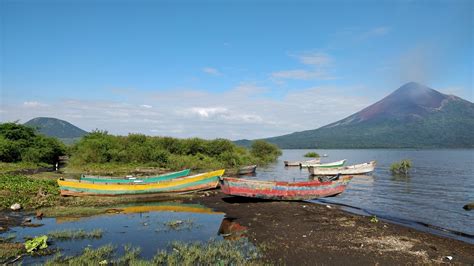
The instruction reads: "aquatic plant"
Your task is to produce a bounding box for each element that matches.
[45,240,262,265]
[390,159,412,175]
[47,229,103,240]
[159,219,197,231]
[303,152,320,158]
[0,174,59,210]
[25,235,48,253]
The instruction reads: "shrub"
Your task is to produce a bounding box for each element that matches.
[390,159,412,175]
[0,122,66,164]
[250,140,282,163]
[304,152,319,158]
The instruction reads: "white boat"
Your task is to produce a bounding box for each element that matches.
[284,158,320,167]
[309,161,376,176]
[300,159,346,168]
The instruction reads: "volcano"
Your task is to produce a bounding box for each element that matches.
[251,82,474,148]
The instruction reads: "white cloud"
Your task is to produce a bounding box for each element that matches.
[140,104,152,108]
[294,52,332,66]
[23,101,48,108]
[2,84,371,140]
[202,67,221,76]
[271,69,335,80]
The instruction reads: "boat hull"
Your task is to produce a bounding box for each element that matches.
[285,158,320,167]
[238,165,257,175]
[309,161,376,176]
[220,176,352,201]
[81,169,191,183]
[58,170,225,196]
[300,159,346,168]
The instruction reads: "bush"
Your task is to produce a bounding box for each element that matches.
[304,152,319,158]
[68,132,281,170]
[250,140,282,163]
[0,122,66,165]
[390,159,412,175]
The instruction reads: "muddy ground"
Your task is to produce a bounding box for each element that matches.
[187,191,474,265]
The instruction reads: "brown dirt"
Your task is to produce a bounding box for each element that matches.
[187,191,474,265]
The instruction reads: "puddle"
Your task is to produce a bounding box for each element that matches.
[1,202,226,264]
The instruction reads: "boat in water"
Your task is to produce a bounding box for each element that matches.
[80,169,191,183]
[309,161,376,176]
[284,158,320,167]
[238,165,257,175]
[220,175,352,201]
[58,169,225,196]
[300,159,346,168]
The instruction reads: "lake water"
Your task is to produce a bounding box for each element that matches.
[255,149,474,242]
[2,202,232,264]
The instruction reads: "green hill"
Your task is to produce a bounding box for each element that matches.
[241,82,474,149]
[24,117,88,144]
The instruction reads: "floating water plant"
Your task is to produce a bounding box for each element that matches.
[25,235,48,253]
[390,159,412,176]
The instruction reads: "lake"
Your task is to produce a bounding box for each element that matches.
[254,149,474,242]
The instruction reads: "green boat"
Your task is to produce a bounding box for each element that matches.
[80,169,191,183]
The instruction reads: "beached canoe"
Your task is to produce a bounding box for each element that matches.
[80,169,191,183]
[284,158,320,167]
[309,161,376,176]
[300,159,346,168]
[220,175,352,201]
[238,165,257,175]
[58,169,225,196]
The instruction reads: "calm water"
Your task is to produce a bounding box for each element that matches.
[255,149,474,242]
[2,202,228,264]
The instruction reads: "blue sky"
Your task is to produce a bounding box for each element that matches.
[1,0,472,139]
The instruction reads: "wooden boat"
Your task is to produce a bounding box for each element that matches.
[220,175,352,201]
[238,165,257,175]
[309,161,376,176]
[300,159,346,168]
[284,158,320,167]
[58,169,225,196]
[80,169,191,183]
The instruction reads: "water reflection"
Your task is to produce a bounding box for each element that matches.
[1,202,226,264]
[218,218,248,241]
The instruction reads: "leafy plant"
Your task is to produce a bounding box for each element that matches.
[24,235,48,253]
[304,152,320,158]
[370,215,379,223]
[390,159,412,175]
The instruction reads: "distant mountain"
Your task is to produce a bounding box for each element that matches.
[244,82,474,148]
[24,117,88,143]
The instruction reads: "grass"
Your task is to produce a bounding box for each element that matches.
[47,229,103,240]
[303,152,320,158]
[0,162,50,174]
[0,242,24,262]
[45,239,262,265]
[0,174,60,210]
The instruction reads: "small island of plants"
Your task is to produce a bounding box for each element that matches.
[303,152,320,158]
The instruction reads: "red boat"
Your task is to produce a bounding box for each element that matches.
[220,175,352,201]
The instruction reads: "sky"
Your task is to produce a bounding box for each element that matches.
[1,0,473,140]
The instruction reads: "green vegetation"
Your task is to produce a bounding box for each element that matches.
[68,131,280,171]
[0,174,59,210]
[370,215,379,223]
[249,140,282,163]
[303,152,320,158]
[390,159,412,175]
[0,242,24,262]
[46,240,261,265]
[25,235,48,253]
[0,122,66,164]
[161,219,196,231]
[47,229,103,240]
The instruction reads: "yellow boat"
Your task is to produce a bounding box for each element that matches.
[58,169,225,196]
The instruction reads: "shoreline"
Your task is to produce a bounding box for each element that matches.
[185,191,474,265]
